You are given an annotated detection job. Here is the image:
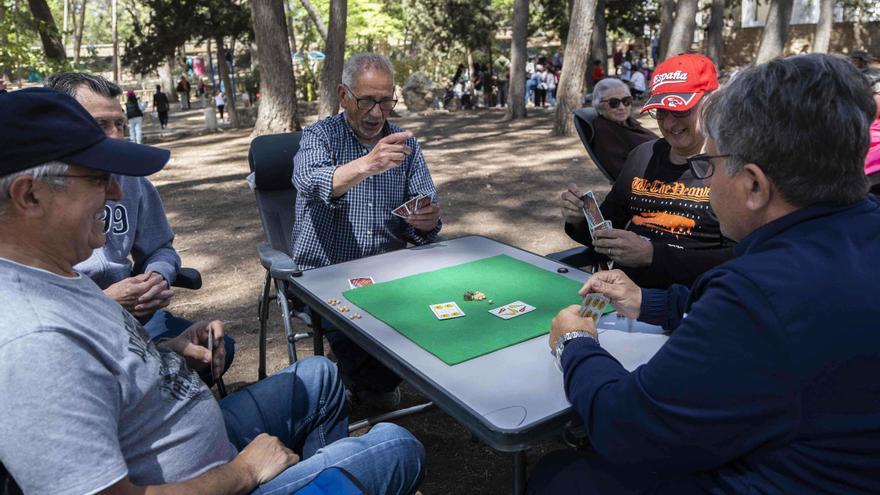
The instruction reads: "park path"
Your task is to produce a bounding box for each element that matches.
[152,107,659,493]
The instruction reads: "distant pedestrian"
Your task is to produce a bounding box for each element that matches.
[152,85,170,129]
[125,90,145,144]
[176,76,191,110]
[591,60,605,85]
[613,49,623,75]
[214,90,226,121]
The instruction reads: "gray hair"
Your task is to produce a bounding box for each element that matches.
[0,161,69,217]
[593,78,630,105]
[864,68,880,92]
[702,54,873,207]
[341,53,394,88]
[45,72,122,99]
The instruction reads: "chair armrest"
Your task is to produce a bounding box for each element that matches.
[172,267,202,290]
[258,242,303,279]
[546,246,599,269]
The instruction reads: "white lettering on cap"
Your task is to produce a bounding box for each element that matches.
[652,70,689,90]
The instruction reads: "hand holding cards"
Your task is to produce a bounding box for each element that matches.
[392,194,432,219]
[579,293,610,323]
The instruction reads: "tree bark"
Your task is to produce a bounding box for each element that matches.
[251,0,301,135]
[27,0,67,63]
[299,0,327,42]
[160,55,179,102]
[505,0,528,119]
[755,0,794,64]
[215,37,240,127]
[589,0,607,88]
[665,0,698,59]
[553,0,598,136]
[813,0,834,53]
[111,0,119,81]
[705,0,724,67]
[62,0,69,50]
[73,0,87,65]
[658,0,676,62]
[318,0,346,117]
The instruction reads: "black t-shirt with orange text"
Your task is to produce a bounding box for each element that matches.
[566,138,735,288]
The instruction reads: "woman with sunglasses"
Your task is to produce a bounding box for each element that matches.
[590,78,657,179]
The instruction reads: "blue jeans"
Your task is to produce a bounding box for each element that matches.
[143,309,236,385]
[220,357,425,495]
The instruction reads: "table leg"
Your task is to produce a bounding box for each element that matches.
[312,313,325,357]
[512,450,527,495]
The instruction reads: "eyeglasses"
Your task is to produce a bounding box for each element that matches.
[601,96,632,109]
[46,172,114,188]
[686,153,730,179]
[648,107,695,120]
[344,85,398,112]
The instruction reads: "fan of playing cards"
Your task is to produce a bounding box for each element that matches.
[392,194,432,219]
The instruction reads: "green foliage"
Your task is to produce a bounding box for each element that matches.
[123,0,251,75]
[0,0,68,80]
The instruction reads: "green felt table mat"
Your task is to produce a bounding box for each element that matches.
[342,254,612,365]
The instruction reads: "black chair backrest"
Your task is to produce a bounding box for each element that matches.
[247,131,303,254]
[1,462,23,495]
[573,107,615,183]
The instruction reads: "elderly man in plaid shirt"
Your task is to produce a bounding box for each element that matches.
[292,53,442,409]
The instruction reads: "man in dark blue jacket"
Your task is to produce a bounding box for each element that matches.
[531,54,880,494]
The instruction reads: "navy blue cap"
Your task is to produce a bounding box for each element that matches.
[0,87,170,176]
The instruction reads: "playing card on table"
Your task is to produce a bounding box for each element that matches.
[430,302,466,320]
[580,190,605,229]
[348,276,375,289]
[489,301,536,320]
[579,293,610,322]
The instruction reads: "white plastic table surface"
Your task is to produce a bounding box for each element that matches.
[287,235,669,451]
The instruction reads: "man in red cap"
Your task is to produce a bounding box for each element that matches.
[560,53,734,288]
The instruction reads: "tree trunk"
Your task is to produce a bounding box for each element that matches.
[62,0,69,51]
[111,0,119,81]
[299,0,327,42]
[505,0,528,119]
[553,0,598,136]
[160,55,179,102]
[665,0,698,58]
[589,0,607,88]
[250,0,301,135]
[73,0,87,65]
[658,0,676,62]
[318,0,346,117]
[705,0,724,67]
[215,37,240,127]
[755,0,794,64]
[813,0,834,53]
[27,0,67,63]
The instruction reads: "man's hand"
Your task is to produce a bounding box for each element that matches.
[234,434,300,486]
[548,304,598,350]
[579,269,642,319]
[104,272,172,312]
[560,183,586,225]
[358,131,413,177]
[592,228,653,267]
[159,320,226,379]
[405,203,441,232]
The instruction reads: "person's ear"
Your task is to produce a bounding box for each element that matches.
[6,176,50,219]
[741,163,772,212]
[337,84,347,106]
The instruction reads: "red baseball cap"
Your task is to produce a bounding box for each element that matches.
[641,54,719,114]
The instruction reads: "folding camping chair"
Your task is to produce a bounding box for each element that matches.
[247,131,324,380]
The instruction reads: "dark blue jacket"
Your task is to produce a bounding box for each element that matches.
[561,196,880,494]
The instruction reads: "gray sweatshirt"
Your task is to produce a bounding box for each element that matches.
[75,175,181,288]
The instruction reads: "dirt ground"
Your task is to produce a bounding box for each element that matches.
[152,106,659,494]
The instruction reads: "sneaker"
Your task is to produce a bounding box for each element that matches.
[348,386,401,411]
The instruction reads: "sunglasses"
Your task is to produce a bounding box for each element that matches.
[648,107,695,120]
[601,96,633,109]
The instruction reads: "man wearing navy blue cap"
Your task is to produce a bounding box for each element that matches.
[0,88,425,495]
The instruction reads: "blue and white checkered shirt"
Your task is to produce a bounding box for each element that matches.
[292,113,441,270]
